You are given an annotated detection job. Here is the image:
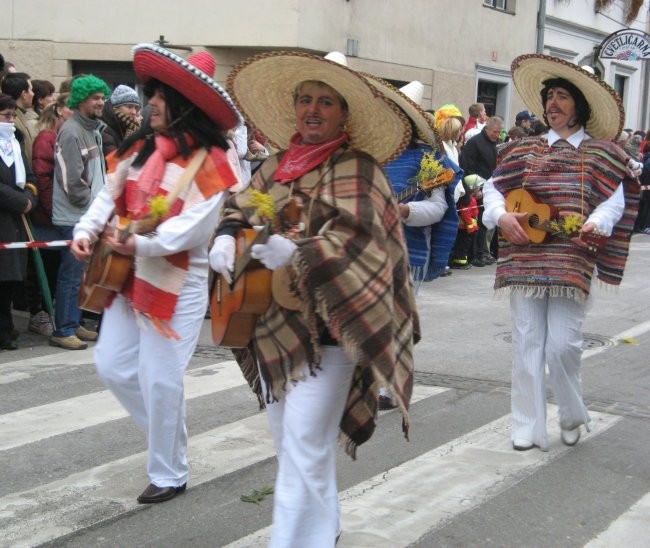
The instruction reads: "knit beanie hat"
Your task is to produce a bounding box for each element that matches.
[110,84,140,107]
[68,75,112,109]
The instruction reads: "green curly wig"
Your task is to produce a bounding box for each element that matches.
[68,75,112,109]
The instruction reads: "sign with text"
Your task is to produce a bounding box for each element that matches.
[599,29,650,60]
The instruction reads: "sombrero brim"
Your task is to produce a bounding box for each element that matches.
[361,73,437,147]
[226,51,411,165]
[132,43,241,130]
[512,53,624,141]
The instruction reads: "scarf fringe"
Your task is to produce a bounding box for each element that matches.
[494,285,587,302]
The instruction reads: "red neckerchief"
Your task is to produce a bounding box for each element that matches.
[273,132,349,184]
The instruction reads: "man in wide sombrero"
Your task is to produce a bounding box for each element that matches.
[482,54,642,452]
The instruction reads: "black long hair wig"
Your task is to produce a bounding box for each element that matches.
[117,79,230,167]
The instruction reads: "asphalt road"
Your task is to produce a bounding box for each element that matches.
[2,235,650,547]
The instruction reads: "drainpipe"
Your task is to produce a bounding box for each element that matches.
[536,0,547,54]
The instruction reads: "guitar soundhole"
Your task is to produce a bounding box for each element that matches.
[528,214,539,228]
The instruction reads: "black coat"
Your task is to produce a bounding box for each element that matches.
[0,143,37,282]
[459,128,498,180]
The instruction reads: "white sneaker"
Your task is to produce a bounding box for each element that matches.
[512,438,534,451]
[561,427,581,446]
[28,311,54,336]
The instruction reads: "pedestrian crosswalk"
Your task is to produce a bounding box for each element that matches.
[1,344,649,547]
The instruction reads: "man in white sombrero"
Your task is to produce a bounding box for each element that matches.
[482,54,642,452]
[210,50,419,546]
[71,44,242,503]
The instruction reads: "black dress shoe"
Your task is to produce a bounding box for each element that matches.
[10,329,19,340]
[378,395,397,410]
[137,482,187,504]
[0,340,18,351]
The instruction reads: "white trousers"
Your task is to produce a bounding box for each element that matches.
[94,274,207,487]
[510,292,591,450]
[264,345,356,548]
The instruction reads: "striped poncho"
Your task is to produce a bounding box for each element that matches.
[221,146,419,458]
[492,136,640,300]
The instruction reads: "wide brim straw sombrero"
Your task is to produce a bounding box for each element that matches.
[511,53,624,141]
[132,43,242,130]
[226,51,411,165]
[361,74,437,147]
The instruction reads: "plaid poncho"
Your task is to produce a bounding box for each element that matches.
[221,146,420,458]
[492,136,640,300]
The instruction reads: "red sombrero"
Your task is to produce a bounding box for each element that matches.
[132,43,241,130]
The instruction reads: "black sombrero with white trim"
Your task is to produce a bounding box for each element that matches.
[511,53,624,141]
[132,43,242,130]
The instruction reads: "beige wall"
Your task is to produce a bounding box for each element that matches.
[2,0,538,124]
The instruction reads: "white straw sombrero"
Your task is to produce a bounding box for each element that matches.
[361,75,437,147]
[511,53,624,141]
[226,51,411,165]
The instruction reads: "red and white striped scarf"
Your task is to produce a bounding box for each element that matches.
[107,135,237,337]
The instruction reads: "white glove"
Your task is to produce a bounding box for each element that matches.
[209,235,236,284]
[251,234,297,270]
[626,158,643,178]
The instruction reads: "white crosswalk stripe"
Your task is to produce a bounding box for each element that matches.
[1,345,648,547]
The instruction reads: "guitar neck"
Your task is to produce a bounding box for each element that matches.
[395,182,420,203]
[232,224,272,283]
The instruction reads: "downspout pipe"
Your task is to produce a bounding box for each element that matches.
[537,0,547,54]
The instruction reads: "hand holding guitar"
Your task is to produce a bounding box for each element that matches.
[498,211,530,245]
[71,238,93,261]
[105,231,136,256]
[209,235,236,284]
[251,231,297,270]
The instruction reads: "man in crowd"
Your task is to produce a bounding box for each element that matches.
[459,116,505,266]
[50,74,110,350]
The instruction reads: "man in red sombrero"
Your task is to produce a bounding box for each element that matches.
[482,54,642,452]
[70,44,242,503]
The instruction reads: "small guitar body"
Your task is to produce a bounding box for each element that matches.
[505,188,558,244]
[79,218,134,314]
[211,228,273,348]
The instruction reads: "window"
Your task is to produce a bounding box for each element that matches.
[483,0,516,14]
[477,81,499,117]
[614,74,627,101]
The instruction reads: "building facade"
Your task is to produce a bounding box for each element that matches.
[1,0,647,131]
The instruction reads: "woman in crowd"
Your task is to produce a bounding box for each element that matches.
[210,51,419,547]
[27,93,73,335]
[0,93,37,349]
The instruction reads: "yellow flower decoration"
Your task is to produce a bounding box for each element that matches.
[248,189,276,223]
[550,214,585,237]
[415,152,445,185]
[149,195,169,221]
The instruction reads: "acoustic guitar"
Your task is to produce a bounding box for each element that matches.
[79,216,138,314]
[395,167,456,203]
[211,199,303,348]
[504,188,608,252]
[504,188,558,244]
